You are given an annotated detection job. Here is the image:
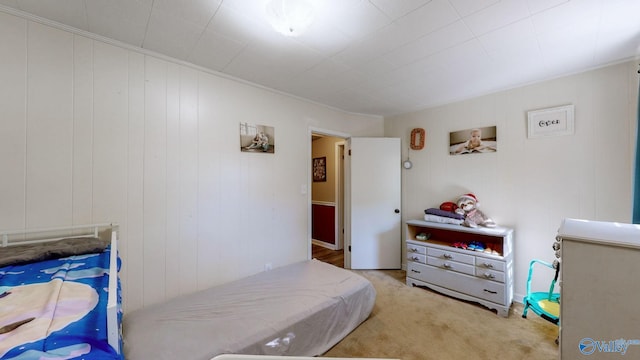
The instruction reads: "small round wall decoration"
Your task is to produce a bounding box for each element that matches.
[410,128,425,150]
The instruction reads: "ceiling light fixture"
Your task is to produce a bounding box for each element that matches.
[265,0,315,37]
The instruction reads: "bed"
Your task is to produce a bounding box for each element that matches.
[211,356,398,360]
[0,223,122,360]
[124,258,376,360]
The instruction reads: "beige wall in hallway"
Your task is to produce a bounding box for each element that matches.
[312,136,344,203]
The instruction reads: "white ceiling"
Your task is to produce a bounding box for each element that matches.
[1,0,639,117]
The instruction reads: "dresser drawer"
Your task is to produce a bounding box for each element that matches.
[427,256,475,276]
[427,247,474,265]
[476,257,505,272]
[468,279,505,304]
[407,262,505,304]
[406,243,426,255]
[475,268,505,283]
[407,253,426,264]
[407,261,430,283]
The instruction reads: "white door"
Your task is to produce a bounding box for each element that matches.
[345,137,401,269]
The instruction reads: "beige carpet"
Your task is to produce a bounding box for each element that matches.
[323,270,559,360]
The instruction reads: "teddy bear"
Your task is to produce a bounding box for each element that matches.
[454,193,496,228]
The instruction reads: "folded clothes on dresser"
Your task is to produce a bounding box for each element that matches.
[424,214,463,225]
[423,208,464,225]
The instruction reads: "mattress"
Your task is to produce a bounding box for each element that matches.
[0,245,122,359]
[124,259,376,360]
[212,356,399,360]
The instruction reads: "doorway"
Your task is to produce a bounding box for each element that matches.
[310,131,346,267]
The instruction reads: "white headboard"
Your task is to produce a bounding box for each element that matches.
[0,223,116,247]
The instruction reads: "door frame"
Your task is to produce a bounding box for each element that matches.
[335,141,345,250]
[307,127,350,261]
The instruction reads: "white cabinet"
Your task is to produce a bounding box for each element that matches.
[405,220,513,317]
[556,218,640,358]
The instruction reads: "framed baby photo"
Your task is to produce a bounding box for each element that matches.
[240,122,275,153]
[449,126,497,155]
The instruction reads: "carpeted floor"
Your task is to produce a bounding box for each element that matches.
[322,269,559,360]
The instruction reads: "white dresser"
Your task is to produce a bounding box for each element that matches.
[405,219,513,317]
[556,218,640,358]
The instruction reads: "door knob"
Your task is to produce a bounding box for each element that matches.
[394,209,400,213]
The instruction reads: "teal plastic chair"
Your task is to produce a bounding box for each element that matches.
[522,259,560,326]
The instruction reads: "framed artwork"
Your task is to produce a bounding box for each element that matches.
[527,105,574,138]
[410,128,425,150]
[312,157,326,182]
[240,123,275,153]
[449,126,497,155]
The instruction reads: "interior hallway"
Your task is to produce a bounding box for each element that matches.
[312,244,344,268]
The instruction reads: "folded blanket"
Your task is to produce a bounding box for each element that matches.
[424,214,464,225]
[425,208,465,220]
[0,237,109,267]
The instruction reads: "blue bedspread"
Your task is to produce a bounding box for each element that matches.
[0,246,122,360]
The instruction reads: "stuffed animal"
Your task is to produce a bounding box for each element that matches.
[454,193,496,228]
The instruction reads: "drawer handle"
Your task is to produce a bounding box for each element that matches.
[443,254,453,259]
[411,256,420,261]
[411,269,421,274]
[483,273,495,279]
[410,248,418,252]
[443,263,453,269]
[483,263,494,268]
[483,289,497,294]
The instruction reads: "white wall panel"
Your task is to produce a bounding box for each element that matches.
[143,55,168,306]
[25,22,73,228]
[0,12,26,229]
[72,35,93,225]
[91,41,131,314]
[177,66,199,294]
[125,51,146,312]
[195,73,224,289]
[591,65,632,220]
[92,42,129,225]
[164,62,181,300]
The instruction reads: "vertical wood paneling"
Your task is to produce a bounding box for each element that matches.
[125,51,146,312]
[143,56,168,305]
[72,35,93,225]
[592,66,631,220]
[213,81,244,278]
[196,73,222,289]
[91,41,130,309]
[0,12,26,229]
[25,22,73,228]
[178,66,199,294]
[92,42,128,223]
[165,62,181,299]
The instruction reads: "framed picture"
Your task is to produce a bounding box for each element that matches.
[312,157,326,182]
[240,123,275,153]
[527,105,574,138]
[449,126,497,155]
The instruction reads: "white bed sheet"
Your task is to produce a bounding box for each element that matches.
[123,259,376,360]
[212,356,398,360]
